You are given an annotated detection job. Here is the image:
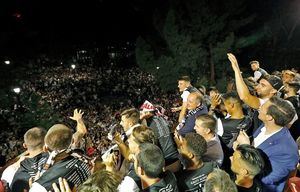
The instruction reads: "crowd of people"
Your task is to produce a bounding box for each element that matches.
[0,52,300,192]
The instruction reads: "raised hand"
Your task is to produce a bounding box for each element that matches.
[210,94,222,109]
[52,178,71,192]
[69,109,84,122]
[227,53,240,72]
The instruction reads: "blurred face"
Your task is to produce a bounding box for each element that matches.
[256,79,276,98]
[120,116,132,131]
[187,94,199,110]
[194,120,208,137]
[128,135,139,154]
[282,73,294,84]
[230,150,245,175]
[258,101,271,123]
[251,63,259,71]
[178,80,188,92]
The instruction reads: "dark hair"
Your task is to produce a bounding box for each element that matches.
[267,96,296,127]
[78,170,121,192]
[185,133,207,160]
[137,143,165,178]
[24,127,47,151]
[208,86,219,94]
[132,125,157,145]
[45,124,73,151]
[196,115,217,133]
[120,108,140,125]
[222,91,243,106]
[249,60,259,65]
[178,76,191,82]
[236,144,264,176]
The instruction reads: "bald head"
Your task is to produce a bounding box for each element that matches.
[187,92,202,110]
[45,124,73,151]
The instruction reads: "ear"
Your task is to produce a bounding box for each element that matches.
[137,166,144,176]
[204,128,210,135]
[188,152,194,159]
[23,143,27,149]
[270,89,277,95]
[266,114,273,122]
[43,145,48,152]
[240,168,249,176]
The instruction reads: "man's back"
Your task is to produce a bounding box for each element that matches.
[30,155,90,191]
[176,162,217,192]
[144,171,179,192]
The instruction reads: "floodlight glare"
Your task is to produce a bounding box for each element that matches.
[13,88,21,93]
[4,60,10,65]
[71,64,76,69]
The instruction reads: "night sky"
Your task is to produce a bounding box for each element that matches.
[0,0,162,56]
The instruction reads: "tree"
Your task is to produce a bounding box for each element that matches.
[136,0,265,91]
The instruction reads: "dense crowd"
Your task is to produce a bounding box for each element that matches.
[0,53,300,192]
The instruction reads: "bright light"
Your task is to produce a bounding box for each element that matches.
[156,66,160,70]
[13,88,21,94]
[4,60,10,65]
[71,64,76,69]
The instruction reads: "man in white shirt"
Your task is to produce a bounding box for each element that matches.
[172,76,199,123]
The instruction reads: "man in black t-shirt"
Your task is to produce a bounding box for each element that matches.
[134,143,179,192]
[140,100,179,167]
[231,144,264,192]
[218,92,252,148]
[175,133,217,192]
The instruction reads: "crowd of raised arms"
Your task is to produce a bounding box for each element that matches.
[0,53,300,192]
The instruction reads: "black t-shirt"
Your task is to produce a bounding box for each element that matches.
[221,118,245,147]
[11,152,49,192]
[35,155,91,191]
[286,96,300,140]
[236,179,262,192]
[176,162,217,192]
[148,116,179,165]
[143,171,179,192]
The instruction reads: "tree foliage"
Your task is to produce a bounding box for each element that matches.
[136,0,265,91]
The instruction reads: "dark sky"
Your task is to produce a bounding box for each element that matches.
[0,0,160,55]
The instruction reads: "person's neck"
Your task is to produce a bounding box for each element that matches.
[235,175,254,189]
[264,123,282,135]
[187,159,203,170]
[28,149,43,158]
[286,91,296,97]
[204,133,215,142]
[229,109,245,119]
[141,176,161,189]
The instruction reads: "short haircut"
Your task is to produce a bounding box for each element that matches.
[78,170,121,192]
[267,96,296,127]
[222,91,242,106]
[132,125,157,145]
[184,133,207,160]
[196,115,217,133]
[204,169,237,192]
[137,143,165,178]
[208,86,219,94]
[189,92,203,104]
[24,127,47,151]
[45,124,73,151]
[178,76,191,82]
[249,60,259,65]
[120,108,140,125]
[236,144,264,177]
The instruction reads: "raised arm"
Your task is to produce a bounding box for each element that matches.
[227,53,260,109]
[70,109,87,148]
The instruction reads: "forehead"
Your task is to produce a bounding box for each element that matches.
[178,80,186,84]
